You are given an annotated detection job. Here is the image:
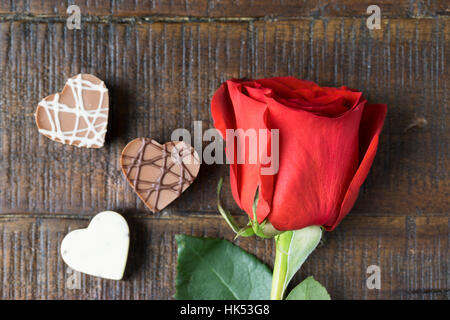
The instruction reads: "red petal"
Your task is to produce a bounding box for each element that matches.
[325,103,387,230]
[256,77,362,117]
[265,98,365,231]
[212,80,274,222]
[211,82,236,139]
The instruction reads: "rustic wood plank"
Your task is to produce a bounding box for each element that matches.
[0,0,448,18]
[0,18,448,217]
[0,215,447,299]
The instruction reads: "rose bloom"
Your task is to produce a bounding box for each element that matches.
[211,77,387,231]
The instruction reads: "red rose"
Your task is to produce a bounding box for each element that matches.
[211,77,387,231]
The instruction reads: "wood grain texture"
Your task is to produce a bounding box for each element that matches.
[0,18,448,217]
[0,1,448,300]
[0,0,448,18]
[0,215,447,299]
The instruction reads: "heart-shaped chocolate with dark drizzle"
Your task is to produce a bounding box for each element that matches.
[120,138,200,212]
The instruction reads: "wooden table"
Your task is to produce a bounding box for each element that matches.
[0,1,448,300]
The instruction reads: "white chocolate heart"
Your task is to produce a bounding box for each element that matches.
[61,211,129,280]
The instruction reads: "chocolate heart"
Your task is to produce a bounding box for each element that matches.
[35,74,109,148]
[120,138,200,212]
[61,211,129,280]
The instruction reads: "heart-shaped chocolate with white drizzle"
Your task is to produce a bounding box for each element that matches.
[35,74,109,148]
[120,138,200,212]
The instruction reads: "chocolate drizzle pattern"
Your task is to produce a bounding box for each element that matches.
[35,74,108,148]
[120,138,199,212]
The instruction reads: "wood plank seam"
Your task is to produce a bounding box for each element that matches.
[0,0,448,19]
[0,15,449,24]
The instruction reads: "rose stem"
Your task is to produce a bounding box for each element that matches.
[270,231,292,300]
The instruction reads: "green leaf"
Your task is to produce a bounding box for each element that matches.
[286,276,331,300]
[175,234,272,300]
[273,226,322,298]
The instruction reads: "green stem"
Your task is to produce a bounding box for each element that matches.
[270,226,323,300]
[270,231,293,300]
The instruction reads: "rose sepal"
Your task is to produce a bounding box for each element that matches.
[217,177,255,238]
[217,178,281,239]
[249,188,282,239]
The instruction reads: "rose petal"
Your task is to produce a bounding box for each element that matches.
[255,77,362,117]
[211,82,236,139]
[212,80,274,222]
[265,98,365,231]
[324,103,387,230]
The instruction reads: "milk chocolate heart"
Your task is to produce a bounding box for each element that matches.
[120,138,200,212]
[35,74,109,148]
